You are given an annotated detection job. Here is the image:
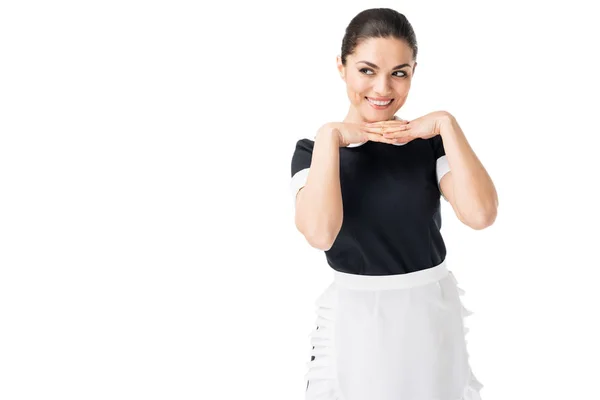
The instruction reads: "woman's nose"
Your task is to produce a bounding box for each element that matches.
[374,76,392,96]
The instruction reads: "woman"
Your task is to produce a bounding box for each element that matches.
[290,8,498,400]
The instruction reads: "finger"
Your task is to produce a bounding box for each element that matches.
[394,137,414,144]
[382,124,412,138]
[363,124,410,134]
[382,132,408,140]
[365,118,409,124]
[364,120,409,129]
[380,129,410,139]
[386,123,413,135]
[366,132,398,145]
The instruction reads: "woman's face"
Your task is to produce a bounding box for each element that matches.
[337,37,417,123]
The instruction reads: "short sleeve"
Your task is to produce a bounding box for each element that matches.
[429,135,451,201]
[290,139,314,206]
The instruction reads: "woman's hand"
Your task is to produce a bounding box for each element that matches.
[362,111,451,143]
[321,121,406,147]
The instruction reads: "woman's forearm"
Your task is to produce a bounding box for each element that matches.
[440,114,498,227]
[295,124,344,250]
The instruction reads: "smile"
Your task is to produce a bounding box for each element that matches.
[366,97,393,109]
[366,97,393,105]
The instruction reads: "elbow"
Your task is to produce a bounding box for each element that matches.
[456,194,498,231]
[465,207,497,230]
[304,225,341,251]
[297,219,342,251]
[307,236,335,251]
[295,198,343,250]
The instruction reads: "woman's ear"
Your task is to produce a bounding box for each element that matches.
[336,56,346,81]
[412,61,418,76]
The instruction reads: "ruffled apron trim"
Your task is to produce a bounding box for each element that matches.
[449,271,485,400]
[305,282,345,399]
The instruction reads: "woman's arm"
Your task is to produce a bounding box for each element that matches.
[295,124,344,250]
[438,113,498,230]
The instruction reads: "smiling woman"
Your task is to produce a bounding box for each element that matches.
[336,12,417,124]
[291,7,491,400]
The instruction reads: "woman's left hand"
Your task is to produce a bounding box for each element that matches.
[362,111,451,143]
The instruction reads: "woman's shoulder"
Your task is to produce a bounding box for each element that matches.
[291,137,315,159]
[293,136,315,149]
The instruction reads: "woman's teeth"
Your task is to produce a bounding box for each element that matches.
[366,98,392,106]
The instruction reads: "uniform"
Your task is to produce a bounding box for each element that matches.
[290,117,484,400]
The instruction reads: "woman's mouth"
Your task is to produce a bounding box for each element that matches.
[366,97,393,109]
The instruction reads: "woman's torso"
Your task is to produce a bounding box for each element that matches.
[314,137,446,275]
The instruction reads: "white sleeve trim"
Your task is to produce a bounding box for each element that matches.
[436,155,451,202]
[290,168,310,207]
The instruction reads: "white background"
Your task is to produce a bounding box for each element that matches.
[1,1,599,399]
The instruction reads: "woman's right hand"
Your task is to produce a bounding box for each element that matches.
[321,121,404,147]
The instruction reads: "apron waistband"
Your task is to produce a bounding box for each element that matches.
[333,260,449,290]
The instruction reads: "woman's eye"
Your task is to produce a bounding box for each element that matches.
[359,68,407,77]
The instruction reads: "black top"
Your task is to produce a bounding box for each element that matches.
[290,130,451,276]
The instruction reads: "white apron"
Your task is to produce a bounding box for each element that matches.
[305,260,484,400]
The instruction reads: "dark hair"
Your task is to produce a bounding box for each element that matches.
[341,8,418,65]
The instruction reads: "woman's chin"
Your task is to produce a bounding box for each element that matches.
[363,111,395,123]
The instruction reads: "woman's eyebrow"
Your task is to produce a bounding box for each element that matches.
[356,61,412,70]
